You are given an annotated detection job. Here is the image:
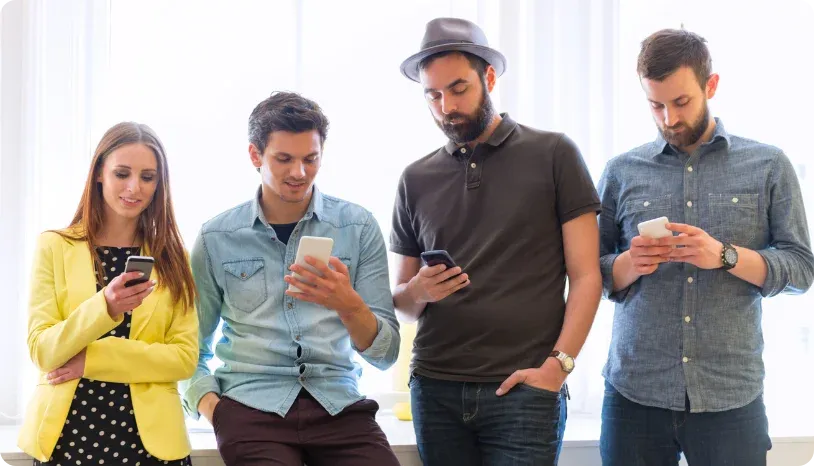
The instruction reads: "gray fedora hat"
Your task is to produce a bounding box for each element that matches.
[400,17,507,82]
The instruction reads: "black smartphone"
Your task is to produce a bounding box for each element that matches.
[124,256,155,287]
[420,250,458,269]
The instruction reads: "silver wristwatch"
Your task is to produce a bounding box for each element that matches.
[549,350,575,373]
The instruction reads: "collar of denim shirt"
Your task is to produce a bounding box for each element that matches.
[655,117,733,157]
[250,184,326,228]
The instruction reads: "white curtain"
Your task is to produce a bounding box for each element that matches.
[0,0,110,424]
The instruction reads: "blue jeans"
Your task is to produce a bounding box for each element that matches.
[600,381,771,466]
[410,373,568,466]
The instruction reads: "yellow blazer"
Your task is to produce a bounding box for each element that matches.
[18,231,198,462]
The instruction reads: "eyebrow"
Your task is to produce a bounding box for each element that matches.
[424,78,469,94]
[113,165,157,172]
[273,152,320,158]
[649,95,691,105]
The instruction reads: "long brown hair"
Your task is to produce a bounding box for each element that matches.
[56,122,196,309]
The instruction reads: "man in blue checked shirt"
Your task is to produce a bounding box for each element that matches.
[598,29,814,466]
[180,92,400,466]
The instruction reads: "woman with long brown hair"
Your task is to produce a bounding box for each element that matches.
[18,122,198,465]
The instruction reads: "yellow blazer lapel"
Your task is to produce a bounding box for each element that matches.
[129,267,160,340]
[63,238,97,313]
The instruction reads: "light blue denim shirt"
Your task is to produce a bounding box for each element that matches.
[598,119,814,413]
[180,186,400,419]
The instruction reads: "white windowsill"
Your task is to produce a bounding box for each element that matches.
[3,413,813,463]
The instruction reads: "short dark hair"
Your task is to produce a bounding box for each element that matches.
[419,50,490,80]
[637,29,712,87]
[248,91,330,154]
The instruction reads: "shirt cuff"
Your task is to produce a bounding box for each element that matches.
[353,314,394,369]
[180,374,221,420]
[756,249,785,297]
[600,253,630,303]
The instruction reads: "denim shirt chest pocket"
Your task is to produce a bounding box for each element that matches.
[708,193,760,247]
[223,258,268,313]
[622,194,673,239]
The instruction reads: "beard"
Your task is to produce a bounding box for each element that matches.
[434,85,496,145]
[659,100,710,149]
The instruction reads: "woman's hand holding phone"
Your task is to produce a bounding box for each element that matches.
[104,272,156,319]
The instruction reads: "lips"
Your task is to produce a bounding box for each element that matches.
[120,197,141,207]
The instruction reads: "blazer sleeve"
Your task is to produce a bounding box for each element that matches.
[83,297,198,383]
[27,233,121,372]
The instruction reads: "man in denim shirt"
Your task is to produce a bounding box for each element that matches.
[180,92,400,466]
[598,29,814,465]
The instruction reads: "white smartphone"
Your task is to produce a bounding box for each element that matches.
[288,236,334,292]
[123,255,154,287]
[637,216,672,239]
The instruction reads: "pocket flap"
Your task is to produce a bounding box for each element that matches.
[626,194,672,214]
[223,259,264,281]
[708,193,758,207]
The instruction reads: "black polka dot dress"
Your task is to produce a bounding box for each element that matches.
[35,247,192,466]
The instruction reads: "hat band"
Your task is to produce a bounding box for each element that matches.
[422,38,477,49]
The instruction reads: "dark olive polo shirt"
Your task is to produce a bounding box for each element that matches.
[390,114,601,382]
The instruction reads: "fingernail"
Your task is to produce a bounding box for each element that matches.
[151,280,157,285]
[138,272,145,277]
[495,389,504,396]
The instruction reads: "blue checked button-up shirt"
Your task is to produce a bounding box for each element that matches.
[598,119,814,413]
[180,186,400,419]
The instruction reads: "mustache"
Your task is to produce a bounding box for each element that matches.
[443,113,468,124]
[665,124,687,132]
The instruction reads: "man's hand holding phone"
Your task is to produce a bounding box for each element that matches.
[410,250,470,303]
[629,217,674,276]
[627,236,673,276]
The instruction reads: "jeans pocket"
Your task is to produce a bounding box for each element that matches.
[408,372,418,390]
[516,383,561,398]
[223,258,267,312]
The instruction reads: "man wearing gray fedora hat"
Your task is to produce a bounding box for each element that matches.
[391,17,603,465]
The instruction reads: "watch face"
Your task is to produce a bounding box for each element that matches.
[724,248,738,265]
[563,357,575,372]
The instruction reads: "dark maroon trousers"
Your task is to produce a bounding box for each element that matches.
[213,391,400,466]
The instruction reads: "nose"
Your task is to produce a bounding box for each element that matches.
[290,161,306,179]
[127,176,141,194]
[440,93,457,115]
[663,106,680,128]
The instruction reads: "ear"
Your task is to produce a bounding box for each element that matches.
[485,65,497,93]
[249,143,263,169]
[705,73,720,99]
